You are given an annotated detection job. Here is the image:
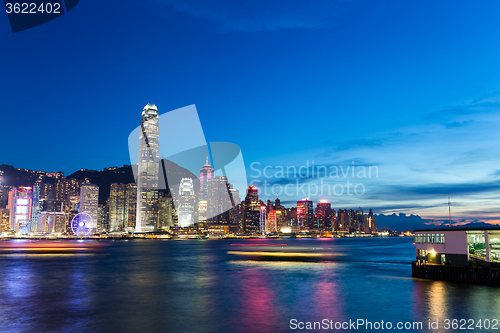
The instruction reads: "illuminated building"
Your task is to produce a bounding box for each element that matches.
[315,200,332,230]
[7,187,33,234]
[54,172,65,211]
[199,156,214,201]
[259,205,266,233]
[198,200,207,222]
[109,183,127,232]
[267,210,281,233]
[136,103,160,232]
[125,183,137,232]
[158,193,173,229]
[296,199,313,228]
[0,208,9,233]
[30,183,41,233]
[97,204,109,231]
[37,211,66,233]
[364,209,377,234]
[207,176,232,222]
[178,178,195,228]
[79,183,99,232]
[242,185,259,233]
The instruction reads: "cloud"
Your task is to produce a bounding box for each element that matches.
[156,0,355,31]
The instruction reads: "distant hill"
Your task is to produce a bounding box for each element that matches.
[68,165,136,204]
[0,164,52,187]
[1,160,199,205]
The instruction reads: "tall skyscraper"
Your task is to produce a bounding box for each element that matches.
[136,103,160,232]
[125,183,137,232]
[316,200,332,230]
[296,199,314,228]
[178,178,195,228]
[199,156,214,201]
[158,193,173,230]
[109,183,127,232]
[79,184,99,231]
[242,185,259,233]
[207,176,232,222]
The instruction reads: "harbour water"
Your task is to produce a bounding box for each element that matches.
[1,237,499,332]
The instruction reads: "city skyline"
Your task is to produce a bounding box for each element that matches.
[3,1,500,225]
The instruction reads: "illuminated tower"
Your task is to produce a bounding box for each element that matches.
[109,183,127,232]
[178,178,195,228]
[199,156,214,201]
[259,205,267,233]
[242,185,259,233]
[315,200,332,230]
[296,199,313,228]
[79,184,99,232]
[207,176,232,222]
[136,104,160,232]
[30,183,41,233]
[125,183,137,232]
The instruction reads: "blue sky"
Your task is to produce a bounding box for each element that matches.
[2,0,500,223]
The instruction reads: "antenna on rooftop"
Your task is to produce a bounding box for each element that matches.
[448,193,452,227]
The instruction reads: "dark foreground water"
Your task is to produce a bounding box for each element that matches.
[1,237,500,333]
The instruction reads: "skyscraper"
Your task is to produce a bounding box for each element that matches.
[296,199,314,228]
[125,183,137,232]
[109,183,127,232]
[178,178,195,228]
[316,200,332,230]
[242,185,259,233]
[199,156,214,201]
[207,176,232,222]
[79,184,99,232]
[136,104,160,232]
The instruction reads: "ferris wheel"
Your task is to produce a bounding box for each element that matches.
[71,212,93,236]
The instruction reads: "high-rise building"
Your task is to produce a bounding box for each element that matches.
[207,176,232,222]
[125,183,137,232]
[79,184,99,232]
[178,178,195,228]
[259,205,266,233]
[316,200,332,230]
[109,183,127,232]
[242,185,259,233]
[296,199,314,228]
[158,193,173,230]
[136,104,160,232]
[199,156,214,201]
[266,210,281,233]
[97,204,109,231]
[0,208,10,233]
[7,187,33,234]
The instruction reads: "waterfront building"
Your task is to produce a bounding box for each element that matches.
[0,208,9,233]
[242,185,260,233]
[97,204,109,231]
[125,183,137,231]
[412,225,500,285]
[158,193,173,229]
[315,200,332,230]
[7,186,33,234]
[199,156,214,201]
[207,176,232,222]
[296,199,313,228]
[79,183,99,232]
[109,183,127,232]
[259,205,266,233]
[266,210,281,233]
[136,103,160,232]
[37,211,66,234]
[178,178,195,228]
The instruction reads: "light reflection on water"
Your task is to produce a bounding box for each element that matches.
[0,238,499,333]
